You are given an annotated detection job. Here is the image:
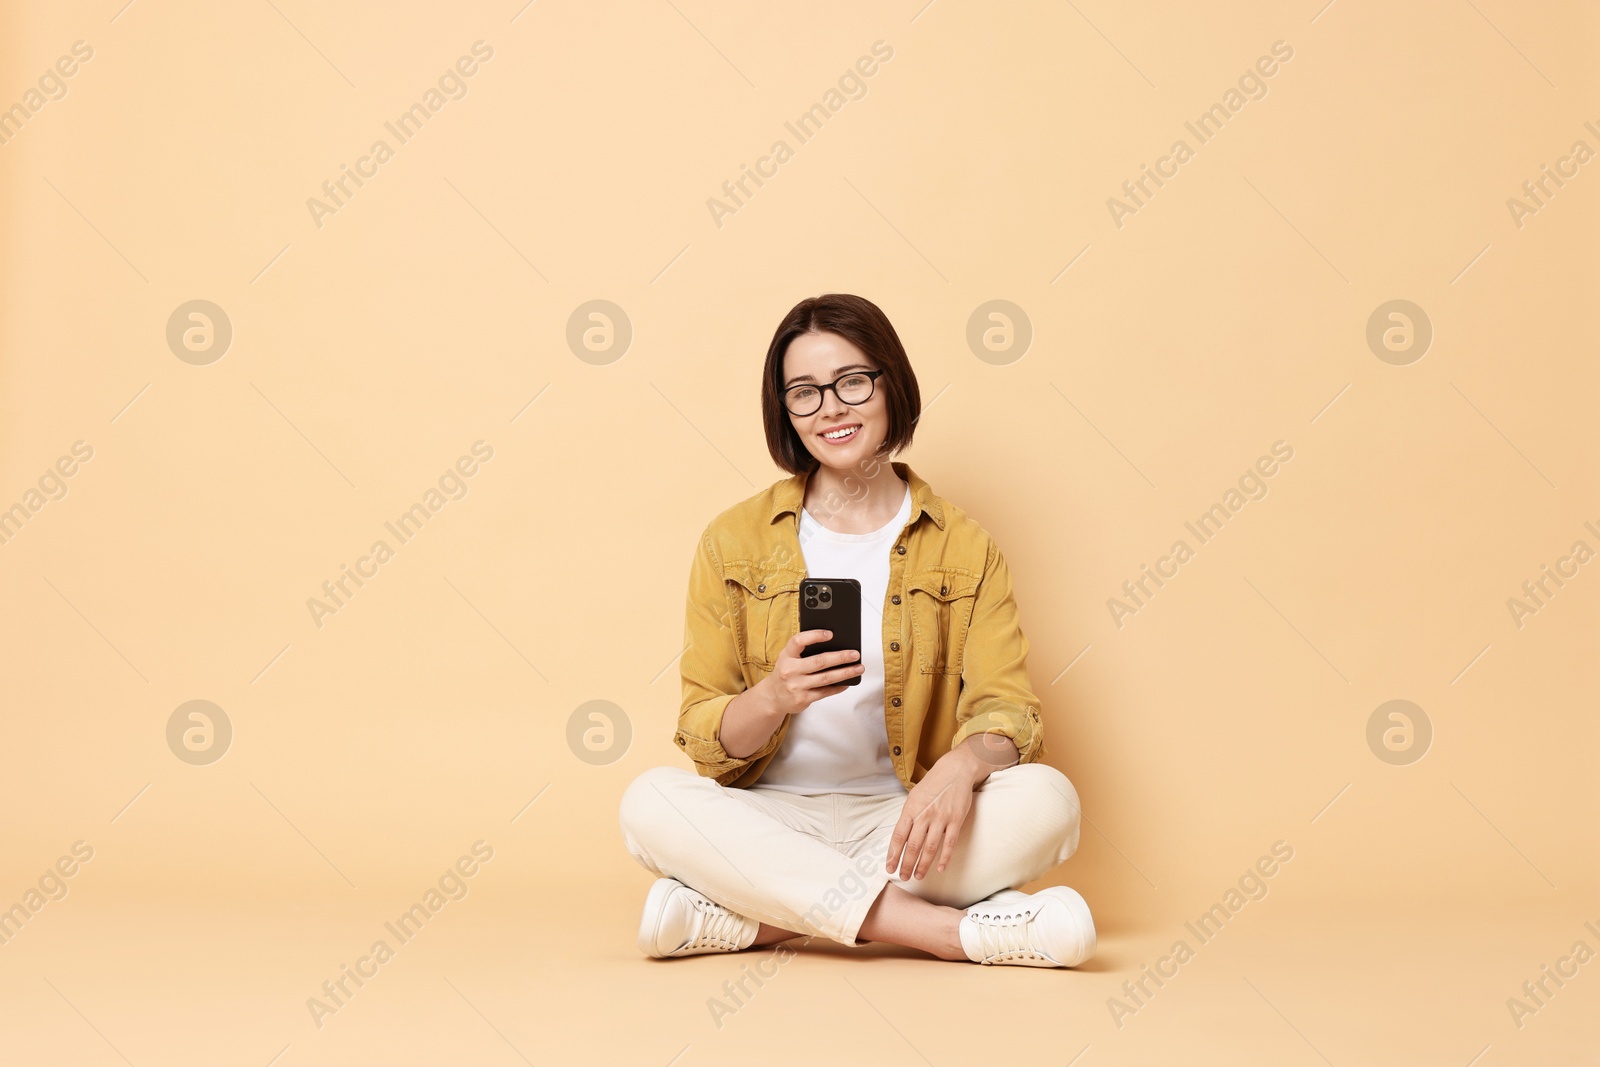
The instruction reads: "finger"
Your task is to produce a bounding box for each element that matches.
[893,833,915,880]
[885,814,910,873]
[800,686,849,710]
[780,630,824,663]
[889,819,928,876]
[934,819,962,873]
[914,820,945,879]
[898,822,928,880]
[796,647,860,675]
[799,662,865,689]
[823,660,867,682]
[794,628,834,649]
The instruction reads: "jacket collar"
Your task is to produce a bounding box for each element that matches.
[768,459,946,531]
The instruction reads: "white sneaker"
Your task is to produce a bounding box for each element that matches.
[958,886,1096,967]
[637,877,759,958]
[979,887,1029,904]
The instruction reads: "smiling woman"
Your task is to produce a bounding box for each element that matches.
[618,293,1096,970]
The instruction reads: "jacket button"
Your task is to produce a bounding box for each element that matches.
[757,584,765,592]
[896,545,906,554]
[676,736,686,745]
[890,641,899,651]
[892,745,901,755]
[941,585,948,595]
[891,595,901,605]
[891,697,901,707]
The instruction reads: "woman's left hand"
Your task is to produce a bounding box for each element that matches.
[884,750,983,881]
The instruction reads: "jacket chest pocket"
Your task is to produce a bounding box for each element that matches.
[725,564,802,671]
[907,570,979,674]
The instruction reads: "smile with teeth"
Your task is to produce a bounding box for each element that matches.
[821,424,860,442]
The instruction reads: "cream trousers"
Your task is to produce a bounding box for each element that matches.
[618,761,1081,947]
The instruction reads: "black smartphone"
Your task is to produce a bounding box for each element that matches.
[798,578,862,686]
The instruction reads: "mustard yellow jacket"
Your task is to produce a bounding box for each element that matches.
[675,460,1046,790]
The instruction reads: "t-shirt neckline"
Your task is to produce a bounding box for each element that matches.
[800,481,911,543]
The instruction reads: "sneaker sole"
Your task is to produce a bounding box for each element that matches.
[638,877,684,958]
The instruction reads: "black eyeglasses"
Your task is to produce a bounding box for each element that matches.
[783,369,884,417]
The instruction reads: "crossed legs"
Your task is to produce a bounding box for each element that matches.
[618,761,1081,958]
[745,882,970,959]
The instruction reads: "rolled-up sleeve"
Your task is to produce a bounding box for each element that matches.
[675,526,773,780]
[950,537,1046,763]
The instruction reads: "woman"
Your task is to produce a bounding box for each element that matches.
[618,293,1095,967]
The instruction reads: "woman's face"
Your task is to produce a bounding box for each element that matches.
[782,331,888,472]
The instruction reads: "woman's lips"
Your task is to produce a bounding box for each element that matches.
[819,424,860,444]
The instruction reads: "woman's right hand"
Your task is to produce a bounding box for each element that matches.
[759,629,863,717]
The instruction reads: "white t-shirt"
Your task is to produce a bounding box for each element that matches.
[756,480,912,795]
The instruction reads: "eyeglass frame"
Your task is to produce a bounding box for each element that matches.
[782,368,885,417]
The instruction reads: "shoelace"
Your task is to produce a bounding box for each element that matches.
[685,896,747,951]
[970,901,1049,963]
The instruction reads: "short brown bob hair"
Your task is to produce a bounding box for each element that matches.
[761,293,922,476]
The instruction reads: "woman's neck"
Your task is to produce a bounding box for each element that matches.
[803,460,907,534]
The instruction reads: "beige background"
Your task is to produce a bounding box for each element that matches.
[1,1,1595,1064]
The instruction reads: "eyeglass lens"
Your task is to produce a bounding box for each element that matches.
[787,373,873,414]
